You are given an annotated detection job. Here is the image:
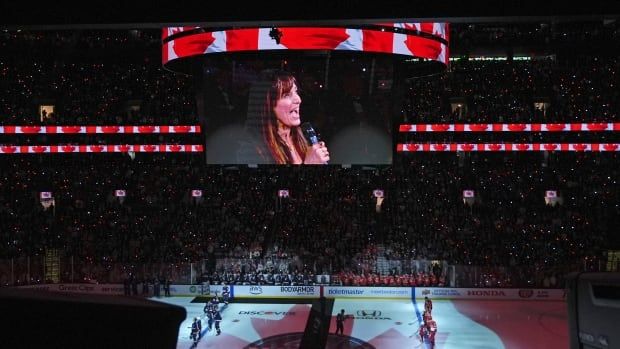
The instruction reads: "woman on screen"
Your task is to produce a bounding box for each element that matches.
[237,71,330,164]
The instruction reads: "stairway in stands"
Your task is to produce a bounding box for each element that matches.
[375,245,390,275]
[44,248,60,283]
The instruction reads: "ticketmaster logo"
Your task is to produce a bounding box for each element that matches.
[328,289,364,295]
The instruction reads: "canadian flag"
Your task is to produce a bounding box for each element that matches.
[191,190,203,198]
[115,190,126,197]
[463,190,475,198]
[40,192,53,199]
[278,189,290,198]
[545,190,557,198]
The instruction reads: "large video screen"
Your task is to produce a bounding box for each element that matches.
[201,52,397,165]
[163,24,449,165]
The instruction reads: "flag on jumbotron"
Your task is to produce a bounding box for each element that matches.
[192,189,203,197]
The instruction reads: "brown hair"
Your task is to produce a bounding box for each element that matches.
[261,72,309,164]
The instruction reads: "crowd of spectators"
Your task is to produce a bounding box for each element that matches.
[0,151,615,287]
[0,25,618,289]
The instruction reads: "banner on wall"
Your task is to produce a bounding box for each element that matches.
[324,286,412,299]
[233,285,320,298]
[415,287,566,300]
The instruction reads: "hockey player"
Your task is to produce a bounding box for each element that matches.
[206,295,219,331]
[213,306,222,336]
[422,309,432,324]
[190,317,200,344]
[221,286,231,305]
[426,314,437,349]
[335,309,347,335]
[196,317,202,339]
[424,296,433,314]
[204,300,213,331]
[418,321,429,346]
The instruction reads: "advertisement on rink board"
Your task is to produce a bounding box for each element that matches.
[16,284,566,301]
[170,284,228,296]
[18,283,125,295]
[324,286,412,298]
[416,287,566,300]
[17,283,231,297]
[233,285,320,298]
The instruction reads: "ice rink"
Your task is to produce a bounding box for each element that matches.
[153,296,568,349]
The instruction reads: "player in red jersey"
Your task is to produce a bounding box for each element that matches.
[424,296,433,314]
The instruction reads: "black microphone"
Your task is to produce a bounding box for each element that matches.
[301,122,320,145]
[301,122,328,164]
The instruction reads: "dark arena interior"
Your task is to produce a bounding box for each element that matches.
[0,2,619,349]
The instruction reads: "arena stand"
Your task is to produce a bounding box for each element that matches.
[0,23,618,293]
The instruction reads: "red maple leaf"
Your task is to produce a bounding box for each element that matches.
[573,144,587,151]
[587,123,607,131]
[101,126,119,133]
[546,124,566,131]
[138,126,156,133]
[430,124,450,132]
[460,144,475,151]
[469,124,488,131]
[173,31,215,57]
[1,146,16,153]
[507,124,526,131]
[516,144,530,151]
[544,144,557,151]
[61,126,82,133]
[279,28,349,49]
[21,126,41,134]
[403,23,442,59]
[173,126,191,133]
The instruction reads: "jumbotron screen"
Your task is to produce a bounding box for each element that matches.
[163,24,449,165]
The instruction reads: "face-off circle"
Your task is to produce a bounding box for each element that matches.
[244,332,376,349]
